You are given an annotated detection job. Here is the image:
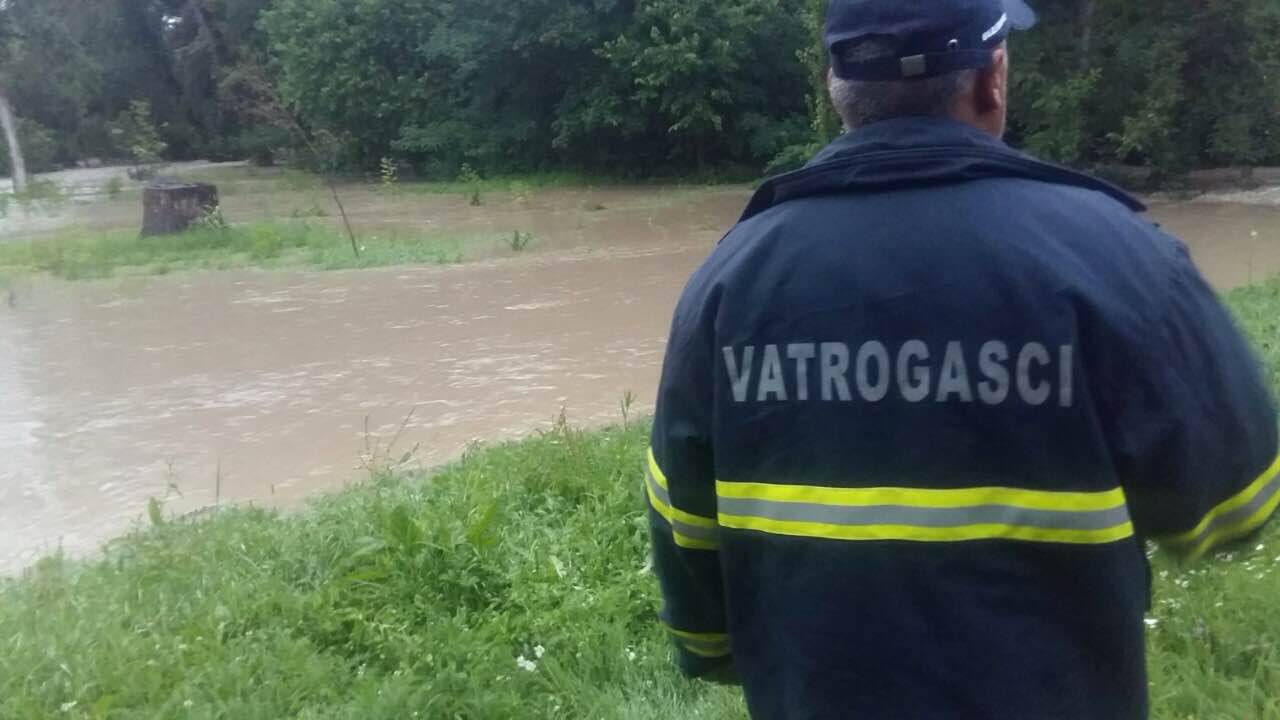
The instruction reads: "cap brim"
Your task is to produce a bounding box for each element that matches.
[1005,0,1037,30]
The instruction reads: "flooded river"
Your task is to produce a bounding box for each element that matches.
[2,186,1279,573]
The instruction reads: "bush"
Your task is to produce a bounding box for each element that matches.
[236,126,293,167]
[111,100,168,166]
[0,117,59,175]
[102,176,124,198]
[764,141,821,177]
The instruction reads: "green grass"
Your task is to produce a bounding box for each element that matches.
[0,419,747,719]
[0,222,511,280]
[0,169,751,281]
[1,281,1278,719]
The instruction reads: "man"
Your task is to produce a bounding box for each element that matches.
[645,0,1280,718]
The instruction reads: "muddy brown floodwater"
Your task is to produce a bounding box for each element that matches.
[2,188,1279,573]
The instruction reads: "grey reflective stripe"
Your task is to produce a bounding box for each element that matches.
[716,496,1130,531]
[1172,468,1280,549]
[670,519,718,544]
[646,469,719,543]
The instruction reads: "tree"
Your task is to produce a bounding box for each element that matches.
[0,85,25,191]
[6,0,1280,180]
[597,0,810,170]
[0,3,28,190]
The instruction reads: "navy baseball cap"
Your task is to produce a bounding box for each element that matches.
[826,0,1037,81]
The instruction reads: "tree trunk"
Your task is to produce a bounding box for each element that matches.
[141,181,219,236]
[0,85,28,193]
[186,0,221,62]
[1076,0,1094,70]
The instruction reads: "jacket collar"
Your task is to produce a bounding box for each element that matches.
[740,116,1144,222]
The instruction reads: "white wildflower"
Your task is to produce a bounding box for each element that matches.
[516,655,537,672]
[59,701,77,713]
[626,648,638,662]
[1143,617,1160,628]
[534,644,545,659]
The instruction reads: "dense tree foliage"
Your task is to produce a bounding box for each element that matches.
[1009,0,1280,176]
[1,0,1279,180]
[0,0,276,175]
[259,0,811,174]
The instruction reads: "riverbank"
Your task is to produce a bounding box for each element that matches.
[4,163,1279,283]
[0,220,491,281]
[0,166,747,281]
[2,279,1278,719]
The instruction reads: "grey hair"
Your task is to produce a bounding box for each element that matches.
[827,38,983,129]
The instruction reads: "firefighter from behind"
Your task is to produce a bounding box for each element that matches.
[645,0,1280,718]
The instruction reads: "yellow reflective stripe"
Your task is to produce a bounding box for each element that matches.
[682,643,733,658]
[1164,454,1280,561]
[645,447,718,550]
[1163,454,1280,546]
[715,480,1134,545]
[646,481,719,550]
[664,624,731,658]
[715,480,1127,512]
[717,513,1135,545]
[664,625,728,643]
[647,448,671,490]
[1183,485,1280,561]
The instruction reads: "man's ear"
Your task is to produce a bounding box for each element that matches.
[979,45,1008,115]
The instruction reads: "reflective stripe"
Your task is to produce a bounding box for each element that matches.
[716,481,1133,545]
[647,448,719,550]
[716,481,1127,511]
[982,12,1009,42]
[1163,454,1280,560]
[664,624,731,658]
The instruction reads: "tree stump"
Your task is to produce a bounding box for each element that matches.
[141,181,219,236]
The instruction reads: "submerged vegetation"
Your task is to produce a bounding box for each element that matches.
[0,222,482,280]
[0,167,743,281]
[1,279,1278,719]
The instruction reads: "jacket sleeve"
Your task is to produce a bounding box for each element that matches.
[647,279,733,678]
[1098,236,1279,561]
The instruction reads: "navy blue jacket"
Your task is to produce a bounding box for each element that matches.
[647,117,1279,720]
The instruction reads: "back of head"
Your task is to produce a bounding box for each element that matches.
[823,0,1036,133]
[827,38,978,130]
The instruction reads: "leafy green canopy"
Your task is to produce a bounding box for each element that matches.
[260,0,813,175]
[2,0,1279,178]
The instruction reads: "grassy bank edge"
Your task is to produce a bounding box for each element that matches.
[0,220,532,283]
